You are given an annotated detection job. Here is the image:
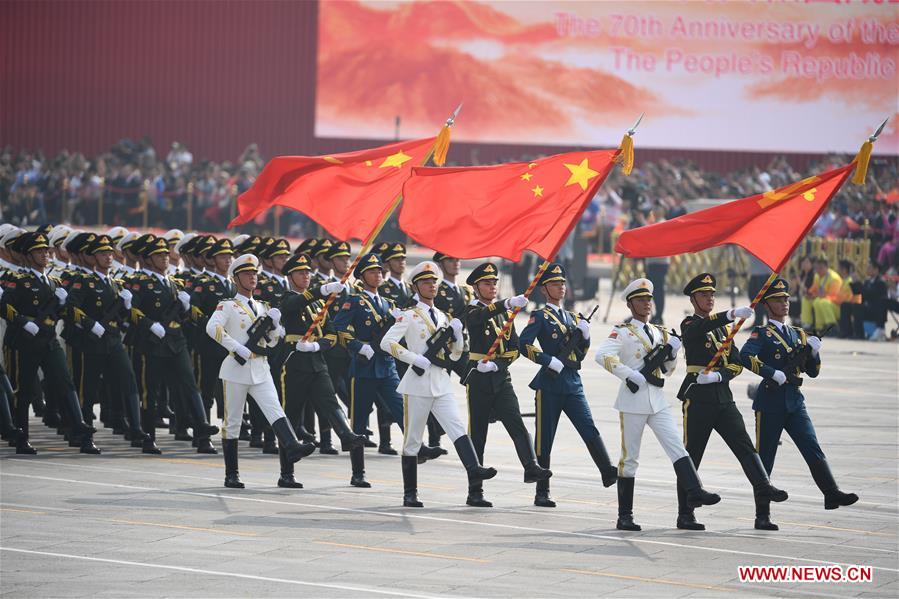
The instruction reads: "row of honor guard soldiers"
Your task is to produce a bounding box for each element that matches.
[0,222,858,530]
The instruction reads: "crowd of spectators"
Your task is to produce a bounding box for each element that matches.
[2,140,897,337]
[2,137,898,340]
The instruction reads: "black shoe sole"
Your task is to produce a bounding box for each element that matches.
[350,479,372,488]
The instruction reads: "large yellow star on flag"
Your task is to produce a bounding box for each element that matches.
[563,158,599,191]
[520,173,533,181]
[379,150,412,169]
[531,185,544,198]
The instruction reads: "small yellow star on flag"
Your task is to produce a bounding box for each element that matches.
[323,156,343,164]
[531,185,544,198]
[520,173,533,181]
[379,150,412,169]
[365,160,372,167]
[528,162,537,169]
[563,158,599,190]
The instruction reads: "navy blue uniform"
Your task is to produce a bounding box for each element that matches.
[332,291,405,433]
[740,322,824,472]
[519,306,599,457]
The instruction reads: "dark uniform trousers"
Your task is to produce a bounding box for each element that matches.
[676,311,754,515]
[466,369,528,460]
[741,322,826,517]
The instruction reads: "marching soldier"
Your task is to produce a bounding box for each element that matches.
[332,252,409,487]
[68,234,149,448]
[519,263,617,508]
[430,252,473,452]
[380,242,413,308]
[740,278,858,530]
[163,229,184,275]
[0,231,99,454]
[311,239,333,287]
[191,238,235,422]
[462,262,551,507]
[381,261,497,508]
[676,273,788,531]
[278,253,365,486]
[595,278,720,531]
[205,253,316,488]
[130,236,219,453]
[255,237,293,453]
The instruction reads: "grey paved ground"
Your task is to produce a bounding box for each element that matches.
[2,286,897,598]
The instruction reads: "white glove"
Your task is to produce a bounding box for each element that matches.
[771,370,787,385]
[697,371,722,385]
[358,344,375,360]
[806,335,822,355]
[548,357,564,373]
[234,345,252,361]
[728,306,754,321]
[476,360,498,373]
[296,340,320,352]
[23,321,39,336]
[389,307,402,319]
[90,322,105,338]
[177,290,191,311]
[576,319,590,340]
[413,354,431,370]
[271,324,285,339]
[150,322,166,339]
[449,318,463,341]
[666,335,682,354]
[320,281,344,296]
[506,294,528,309]
[267,307,281,326]
[118,288,132,309]
[54,287,67,304]
[627,370,647,389]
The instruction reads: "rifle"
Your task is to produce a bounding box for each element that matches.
[412,325,457,375]
[625,329,681,393]
[547,305,598,377]
[783,324,832,386]
[234,314,275,365]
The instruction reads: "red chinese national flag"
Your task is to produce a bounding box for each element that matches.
[615,163,855,272]
[400,150,617,260]
[229,137,435,241]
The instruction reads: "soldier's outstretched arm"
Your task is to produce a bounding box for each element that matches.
[681,312,732,343]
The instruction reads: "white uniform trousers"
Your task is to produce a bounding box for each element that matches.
[222,378,287,440]
[402,393,466,456]
[618,406,689,478]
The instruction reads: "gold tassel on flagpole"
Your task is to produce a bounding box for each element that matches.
[613,113,642,176]
[851,139,873,185]
[852,117,889,186]
[432,124,451,167]
[614,132,634,176]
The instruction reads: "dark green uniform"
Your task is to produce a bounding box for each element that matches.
[676,273,788,530]
[68,234,148,448]
[462,263,551,507]
[130,236,218,453]
[0,232,98,454]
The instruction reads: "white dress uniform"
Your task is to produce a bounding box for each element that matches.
[381,300,466,456]
[205,291,287,440]
[594,280,689,478]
